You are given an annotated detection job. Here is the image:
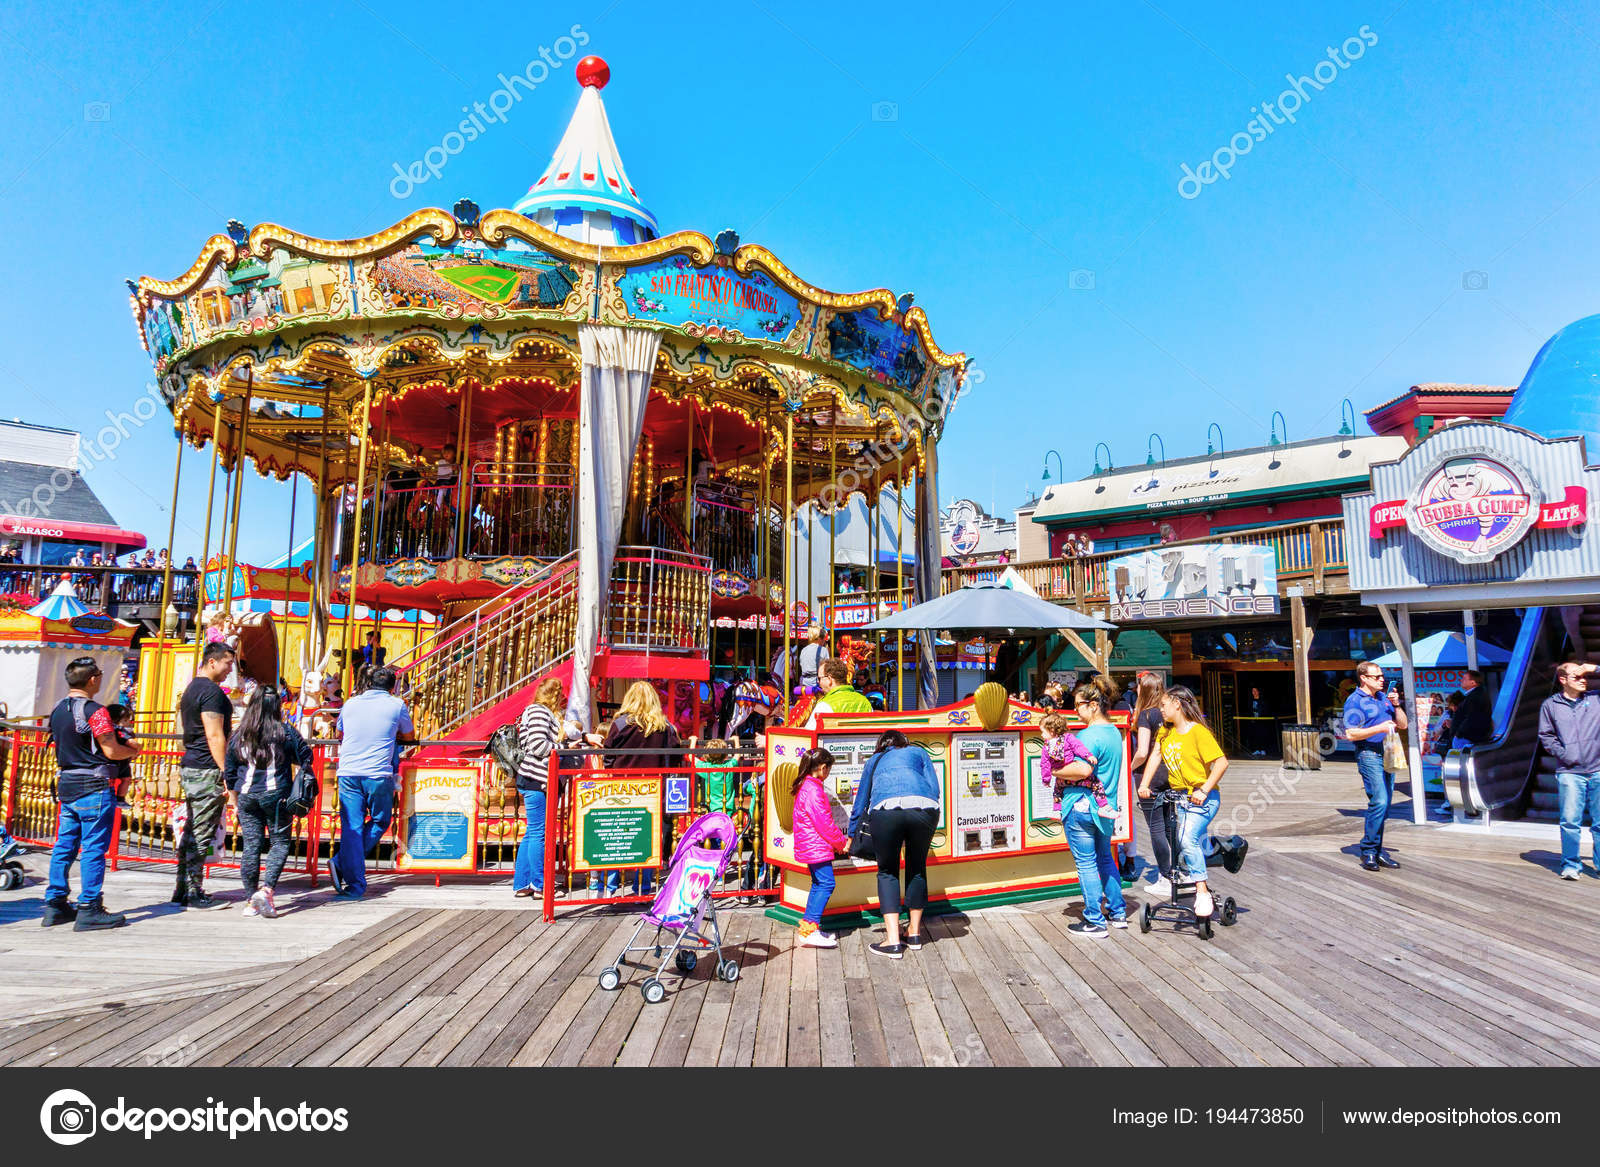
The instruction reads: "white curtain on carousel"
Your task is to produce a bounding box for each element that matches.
[914,437,940,709]
[565,324,661,730]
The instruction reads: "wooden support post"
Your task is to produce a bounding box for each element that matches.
[1291,593,1312,725]
[1310,521,1326,594]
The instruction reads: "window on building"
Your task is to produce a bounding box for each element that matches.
[38,540,101,567]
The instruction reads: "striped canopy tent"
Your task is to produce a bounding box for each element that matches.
[28,580,89,622]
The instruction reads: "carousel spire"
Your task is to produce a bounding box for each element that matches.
[513,55,658,246]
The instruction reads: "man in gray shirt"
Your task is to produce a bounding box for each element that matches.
[1537,660,1600,880]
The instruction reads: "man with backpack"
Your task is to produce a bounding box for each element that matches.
[42,656,142,930]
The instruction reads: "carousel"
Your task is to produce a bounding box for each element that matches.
[128,55,969,745]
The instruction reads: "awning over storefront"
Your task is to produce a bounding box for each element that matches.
[0,514,147,551]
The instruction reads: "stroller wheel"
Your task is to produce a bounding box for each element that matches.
[718,959,741,983]
[641,978,667,1005]
[1198,915,1215,941]
[1138,902,1153,933]
[674,950,698,975]
[597,966,622,992]
[1220,897,1237,926]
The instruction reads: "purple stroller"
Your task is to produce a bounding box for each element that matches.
[596,812,742,1003]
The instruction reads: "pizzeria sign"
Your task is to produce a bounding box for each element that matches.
[1367,448,1586,564]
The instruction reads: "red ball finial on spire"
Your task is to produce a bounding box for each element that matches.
[575,56,610,89]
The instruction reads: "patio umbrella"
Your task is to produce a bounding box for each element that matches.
[1369,630,1511,669]
[28,579,88,622]
[865,583,1115,635]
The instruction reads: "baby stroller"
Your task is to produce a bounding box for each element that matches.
[1138,789,1245,941]
[596,812,742,1004]
[0,824,25,890]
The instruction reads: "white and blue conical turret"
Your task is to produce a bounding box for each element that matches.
[513,56,658,246]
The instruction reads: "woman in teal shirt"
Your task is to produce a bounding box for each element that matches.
[1062,681,1128,936]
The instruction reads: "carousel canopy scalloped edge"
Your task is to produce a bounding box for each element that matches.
[130,208,969,439]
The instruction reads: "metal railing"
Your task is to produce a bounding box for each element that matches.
[393,552,581,740]
[0,564,200,619]
[941,516,1350,606]
[604,546,712,655]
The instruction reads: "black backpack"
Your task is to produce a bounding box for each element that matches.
[488,722,523,784]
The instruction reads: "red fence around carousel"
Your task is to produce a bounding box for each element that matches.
[0,729,773,919]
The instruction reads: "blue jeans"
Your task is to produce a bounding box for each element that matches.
[47,788,117,905]
[803,861,836,924]
[589,869,622,895]
[336,773,396,897]
[1557,770,1600,873]
[1176,790,1220,881]
[1063,800,1126,928]
[1354,746,1392,860]
[514,788,546,893]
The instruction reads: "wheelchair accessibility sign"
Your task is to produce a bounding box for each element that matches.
[665,775,691,815]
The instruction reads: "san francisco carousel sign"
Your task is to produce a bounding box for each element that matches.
[1367,447,1586,564]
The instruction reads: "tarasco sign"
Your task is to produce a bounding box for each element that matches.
[1367,446,1586,565]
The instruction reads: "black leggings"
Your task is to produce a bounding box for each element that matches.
[1140,795,1176,878]
[236,790,292,892]
[868,806,938,917]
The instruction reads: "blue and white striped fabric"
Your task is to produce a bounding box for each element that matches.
[29,582,88,621]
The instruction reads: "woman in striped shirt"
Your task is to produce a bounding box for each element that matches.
[514,677,567,900]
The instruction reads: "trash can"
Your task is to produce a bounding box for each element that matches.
[1280,724,1322,770]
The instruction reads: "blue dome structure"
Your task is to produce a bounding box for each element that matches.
[1502,313,1600,462]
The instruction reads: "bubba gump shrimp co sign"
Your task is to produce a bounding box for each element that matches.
[1368,446,1586,565]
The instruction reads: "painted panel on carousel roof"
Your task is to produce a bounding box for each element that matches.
[366,238,586,317]
[610,256,802,344]
[823,306,928,395]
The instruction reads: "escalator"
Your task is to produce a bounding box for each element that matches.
[1445,604,1600,821]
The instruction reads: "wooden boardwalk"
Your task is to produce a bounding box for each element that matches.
[4,762,1600,1067]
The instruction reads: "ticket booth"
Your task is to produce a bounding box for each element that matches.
[762,691,1132,928]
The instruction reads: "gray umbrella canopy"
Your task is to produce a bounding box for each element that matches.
[864,583,1117,634]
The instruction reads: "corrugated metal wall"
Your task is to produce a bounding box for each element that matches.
[1343,421,1600,592]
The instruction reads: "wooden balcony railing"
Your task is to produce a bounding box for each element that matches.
[941,517,1349,607]
[0,564,200,623]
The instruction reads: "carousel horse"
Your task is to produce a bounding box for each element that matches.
[295,643,339,739]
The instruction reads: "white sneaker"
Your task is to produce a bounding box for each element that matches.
[1194,888,1215,918]
[799,929,838,948]
[1146,876,1172,898]
[259,888,277,918]
[243,889,266,918]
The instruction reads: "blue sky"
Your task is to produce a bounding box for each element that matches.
[2,0,1599,562]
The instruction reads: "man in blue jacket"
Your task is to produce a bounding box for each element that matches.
[1537,660,1600,880]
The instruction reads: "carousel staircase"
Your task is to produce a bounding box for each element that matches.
[390,551,581,744]
[391,544,714,747]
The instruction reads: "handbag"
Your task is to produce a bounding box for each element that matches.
[283,766,320,818]
[848,822,876,862]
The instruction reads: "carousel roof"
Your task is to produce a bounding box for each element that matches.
[29,580,89,621]
[512,57,657,244]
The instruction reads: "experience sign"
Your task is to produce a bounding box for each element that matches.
[1367,447,1586,564]
[571,775,662,871]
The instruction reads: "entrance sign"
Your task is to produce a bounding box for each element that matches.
[398,763,480,871]
[1107,543,1280,621]
[572,775,663,870]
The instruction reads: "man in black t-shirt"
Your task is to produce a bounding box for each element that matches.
[174,642,236,908]
[43,656,141,930]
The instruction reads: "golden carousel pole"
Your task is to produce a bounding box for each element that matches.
[454,379,473,559]
[897,447,906,712]
[782,411,794,721]
[192,399,225,670]
[309,386,332,687]
[804,416,813,635]
[155,422,183,650]
[759,402,771,674]
[341,383,373,694]
[221,366,253,622]
[827,410,836,648]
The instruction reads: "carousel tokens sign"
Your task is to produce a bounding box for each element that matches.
[1368,447,1586,564]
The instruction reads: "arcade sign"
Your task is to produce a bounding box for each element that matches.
[1368,448,1586,565]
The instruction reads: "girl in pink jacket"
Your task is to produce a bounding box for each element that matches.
[792,747,850,948]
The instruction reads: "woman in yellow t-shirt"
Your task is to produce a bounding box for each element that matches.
[1142,685,1228,918]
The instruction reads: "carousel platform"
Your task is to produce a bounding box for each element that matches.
[4,762,1596,1068]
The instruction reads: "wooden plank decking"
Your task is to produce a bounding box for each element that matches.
[4,761,1599,1067]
